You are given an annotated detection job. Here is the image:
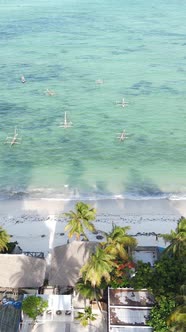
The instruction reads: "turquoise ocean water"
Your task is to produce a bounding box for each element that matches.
[0,0,186,200]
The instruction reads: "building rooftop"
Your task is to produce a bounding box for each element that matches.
[0,254,46,288]
[49,241,98,287]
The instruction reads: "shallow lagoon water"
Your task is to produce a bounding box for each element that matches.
[0,0,186,200]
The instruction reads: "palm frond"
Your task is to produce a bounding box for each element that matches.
[80,247,114,287]
[0,227,10,251]
[64,202,97,240]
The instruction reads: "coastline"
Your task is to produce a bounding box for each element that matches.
[0,198,185,258]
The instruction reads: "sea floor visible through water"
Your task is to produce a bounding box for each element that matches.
[0,0,186,200]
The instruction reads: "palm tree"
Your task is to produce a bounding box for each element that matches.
[75,306,97,327]
[75,278,103,311]
[75,278,102,302]
[80,246,114,313]
[102,225,137,260]
[168,306,186,332]
[80,246,114,288]
[161,217,186,258]
[167,285,186,332]
[0,226,10,252]
[64,201,96,240]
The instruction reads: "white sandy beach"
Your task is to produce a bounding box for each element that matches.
[0,198,186,258]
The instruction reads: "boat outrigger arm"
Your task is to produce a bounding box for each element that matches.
[117,129,128,141]
[4,127,22,146]
[116,98,128,108]
[59,112,73,128]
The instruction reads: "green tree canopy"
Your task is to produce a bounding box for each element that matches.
[22,295,48,322]
[167,284,186,332]
[147,295,176,332]
[131,256,186,297]
[129,261,153,290]
[152,255,186,296]
[131,248,186,332]
[64,201,96,240]
[161,217,186,258]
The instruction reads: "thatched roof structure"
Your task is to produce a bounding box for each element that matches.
[49,241,98,287]
[0,254,46,288]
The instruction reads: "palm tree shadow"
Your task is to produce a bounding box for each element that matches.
[65,158,90,195]
[9,255,46,288]
[93,181,112,198]
[65,164,113,199]
[125,169,164,197]
[48,242,98,287]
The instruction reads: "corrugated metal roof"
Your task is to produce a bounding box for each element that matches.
[108,288,154,332]
[110,307,151,326]
[109,289,154,307]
